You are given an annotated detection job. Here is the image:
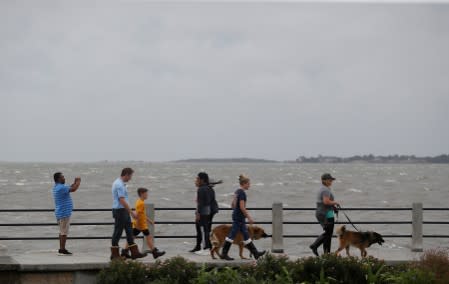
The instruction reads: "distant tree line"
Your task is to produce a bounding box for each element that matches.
[293,154,449,164]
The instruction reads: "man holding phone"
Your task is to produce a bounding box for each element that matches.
[52,172,81,256]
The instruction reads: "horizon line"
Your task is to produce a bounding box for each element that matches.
[0,153,448,164]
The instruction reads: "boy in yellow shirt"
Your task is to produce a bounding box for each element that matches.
[122,188,165,259]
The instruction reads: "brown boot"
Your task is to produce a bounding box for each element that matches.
[129,244,147,259]
[121,248,131,259]
[110,246,121,260]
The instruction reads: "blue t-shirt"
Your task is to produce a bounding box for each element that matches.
[232,189,247,221]
[112,178,129,209]
[53,183,73,220]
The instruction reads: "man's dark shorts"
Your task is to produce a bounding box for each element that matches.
[133,228,150,237]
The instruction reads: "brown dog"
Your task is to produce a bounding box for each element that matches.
[210,224,268,259]
[335,225,385,257]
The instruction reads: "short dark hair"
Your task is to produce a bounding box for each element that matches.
[197,172,209,185]
[121,168,134,177]
[137,187,148,196]
[54,172,62,183]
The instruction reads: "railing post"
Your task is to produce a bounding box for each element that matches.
[271,202,284,253]
[412,202,423,252]
[143,203,155,251]
[0,244,7,256]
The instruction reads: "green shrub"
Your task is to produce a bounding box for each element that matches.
[193,266,258,284]
[146,256,198,284]
[415,248,449,284]
[96,260,148,284]
[241,253,292,281]
[95,253,446,284]
[290,254,386,284]
[380,268,435,284]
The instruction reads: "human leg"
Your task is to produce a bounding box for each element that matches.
[111,209,125,260]
[122,214,146,259]
[200,215,211,249]
[323,218,335,254]
[310,215,326,256]
[141,230,165,259]
[58,217,72,255]
[111,209,125,247]
[241,224,265,260]
[220,221,240,261]
[190,220,202,252]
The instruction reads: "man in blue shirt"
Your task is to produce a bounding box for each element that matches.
[52,172,81,255]
[110,168,147,260]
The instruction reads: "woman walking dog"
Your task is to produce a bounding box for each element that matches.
[310,173,340,256]
[220,174,266,261]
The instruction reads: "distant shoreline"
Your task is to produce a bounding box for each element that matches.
[0,154,448,164]
[175,154,449,164]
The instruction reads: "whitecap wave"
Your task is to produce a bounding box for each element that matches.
[15,183,25,186]
[385,179,397,183]
[219,202,231,208]
[347,188,363,193]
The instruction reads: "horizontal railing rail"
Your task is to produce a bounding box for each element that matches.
[0,204,448,252]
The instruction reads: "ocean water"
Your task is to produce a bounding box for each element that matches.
[0,162,448,256]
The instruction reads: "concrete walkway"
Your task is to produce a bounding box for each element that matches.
[2,247,423,272]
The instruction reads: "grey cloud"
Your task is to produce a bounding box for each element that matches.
[1,2,448,161]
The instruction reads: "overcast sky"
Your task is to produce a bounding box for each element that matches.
[1,1,448,162]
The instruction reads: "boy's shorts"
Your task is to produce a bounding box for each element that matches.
[57,217,70,236]
[133,228,150,237]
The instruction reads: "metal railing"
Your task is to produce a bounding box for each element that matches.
[0,203,448,252]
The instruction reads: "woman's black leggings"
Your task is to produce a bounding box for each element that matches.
[311,217,335,253]
[194,214,212,249]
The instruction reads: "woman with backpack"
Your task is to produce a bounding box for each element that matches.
[189,172,220,254]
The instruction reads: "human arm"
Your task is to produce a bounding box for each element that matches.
[119,197,138,219]
[69,177,81,192]
[239,200,254,225]
[146,217,155,225]
[323,195,339,207]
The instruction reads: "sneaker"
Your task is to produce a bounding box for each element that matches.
[58,249,73,256]
[309,245,319,257]
[189,246,201,253]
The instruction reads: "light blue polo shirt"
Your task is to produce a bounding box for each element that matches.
[112,178,129,209]
[53,183,73,220]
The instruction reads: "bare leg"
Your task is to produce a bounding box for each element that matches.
[145,236,155,251]
[59,235,67,250]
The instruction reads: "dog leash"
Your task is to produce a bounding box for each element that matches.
[337,205,360,232]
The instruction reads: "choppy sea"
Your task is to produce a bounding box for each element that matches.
[0,162,448,257]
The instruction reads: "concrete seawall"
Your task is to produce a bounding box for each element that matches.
[0,248,422,284]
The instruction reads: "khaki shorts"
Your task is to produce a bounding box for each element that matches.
[57,217,70,235]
